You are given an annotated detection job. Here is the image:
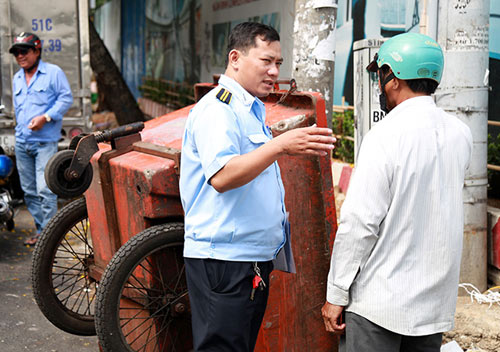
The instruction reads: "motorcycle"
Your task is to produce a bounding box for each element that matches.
[0,153,15,230]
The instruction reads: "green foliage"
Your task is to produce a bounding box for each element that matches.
[488,133,500,196]
[332,110,354,164]
[139,78,195,109]
[95,0,111,8]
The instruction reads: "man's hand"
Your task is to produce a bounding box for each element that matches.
[321,301,346,335]
[210,125,335,193]
[28,115,47,131]
[274,125,336,156]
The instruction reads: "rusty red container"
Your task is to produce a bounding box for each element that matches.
[86,81,338,351]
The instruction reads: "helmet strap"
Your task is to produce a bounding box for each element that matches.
[379,72,395,113]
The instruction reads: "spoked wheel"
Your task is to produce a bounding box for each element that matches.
[31,197,96,335]
[95,223,192,352]
[45,149,93,198]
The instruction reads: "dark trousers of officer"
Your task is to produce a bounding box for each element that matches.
[340,312,443,352]
[184,258,273,352]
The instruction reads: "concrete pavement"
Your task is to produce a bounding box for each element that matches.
[0,205,98,351]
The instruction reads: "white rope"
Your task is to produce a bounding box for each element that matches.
[458,283,500,308]
[465,344,486,352]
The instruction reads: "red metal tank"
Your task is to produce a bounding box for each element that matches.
[86,81,338,351]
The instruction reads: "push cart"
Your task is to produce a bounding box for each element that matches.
[31,78,338,351]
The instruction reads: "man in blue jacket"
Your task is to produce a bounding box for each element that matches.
[10,32,73,245]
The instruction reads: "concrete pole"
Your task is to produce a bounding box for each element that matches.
[436,0,490,292]
[292,0,337,129]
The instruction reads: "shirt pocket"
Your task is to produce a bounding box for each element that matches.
[247,133,270,149]
[13,86,24,108]
[30,84,50,106]
[246,133,272,174]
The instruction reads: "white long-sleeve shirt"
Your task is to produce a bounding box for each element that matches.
[327,96,473,336]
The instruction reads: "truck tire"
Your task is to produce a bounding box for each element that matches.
[95,223,192,352]
[45,150,93,198]
[31,197,96,335]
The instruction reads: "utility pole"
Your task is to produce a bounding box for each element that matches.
[436,0,490,291]
[292,0,337,129]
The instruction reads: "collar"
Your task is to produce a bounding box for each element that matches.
[218,74,264,112]
[16,59,46,80]
[36,60,47,75]
[388,95,435,117]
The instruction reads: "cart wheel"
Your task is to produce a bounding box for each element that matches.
[45,150,93,198]
[31,197,96,336]
[95,223,192,352]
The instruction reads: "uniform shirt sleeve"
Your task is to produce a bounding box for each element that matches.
[45,67,73,121]
[326,131,393,306]
[189,101,241,183]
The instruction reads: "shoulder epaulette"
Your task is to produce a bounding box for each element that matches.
[216,88,232,104]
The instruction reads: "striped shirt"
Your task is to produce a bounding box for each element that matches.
[327,96,472,336]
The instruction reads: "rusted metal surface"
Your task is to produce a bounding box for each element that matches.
[133,141,181,175]
[255,91,338,352]
[68,134,99,179]
[489,211,500,270]
[85,85,338,350]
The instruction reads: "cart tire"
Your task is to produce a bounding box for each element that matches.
[95,223,192,352]
[45,150,93,198]
[31,197,96,336]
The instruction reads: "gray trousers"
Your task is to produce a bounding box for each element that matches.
[340,312,443,352]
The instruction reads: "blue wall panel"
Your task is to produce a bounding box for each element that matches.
[121,0,146,98]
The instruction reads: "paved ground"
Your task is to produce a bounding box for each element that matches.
[0,205,98,352]
[444,296,500,352]
[1,193,499,351]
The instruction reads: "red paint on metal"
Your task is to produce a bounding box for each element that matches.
[492,220,500,269]
[338,165,353,194]
[254,91,338,351]
[86,145,117,268]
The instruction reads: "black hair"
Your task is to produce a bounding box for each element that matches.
[226,22,280,66]
[379,65,438,95]
[406,79,438,95]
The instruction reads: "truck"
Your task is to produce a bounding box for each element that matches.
[0,0,92,208]
[0,0,92,157]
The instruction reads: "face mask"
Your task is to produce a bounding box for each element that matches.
[379,72,395,114]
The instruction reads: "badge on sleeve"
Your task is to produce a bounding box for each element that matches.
[216,88,232,104]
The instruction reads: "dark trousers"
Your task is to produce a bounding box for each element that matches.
[184,258,273,352]
[340,312,443,352]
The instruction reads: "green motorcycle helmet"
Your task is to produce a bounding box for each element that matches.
[367,32,444,84]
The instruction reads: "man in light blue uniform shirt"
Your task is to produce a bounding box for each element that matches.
[10,32,73,245]
[180,22,335,351]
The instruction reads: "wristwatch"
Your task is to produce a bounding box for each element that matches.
[43,113,51,123]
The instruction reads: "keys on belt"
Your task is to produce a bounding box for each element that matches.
[250,262,267,301]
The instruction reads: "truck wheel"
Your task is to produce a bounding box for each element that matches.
[95,223,192,352]
[31,197,96,336]
[45,150,93,198]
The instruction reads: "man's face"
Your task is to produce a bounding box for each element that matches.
[13,47,39,70]
[233,37,283,98]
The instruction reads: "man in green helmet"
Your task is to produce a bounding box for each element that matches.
[321,33,473,351]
